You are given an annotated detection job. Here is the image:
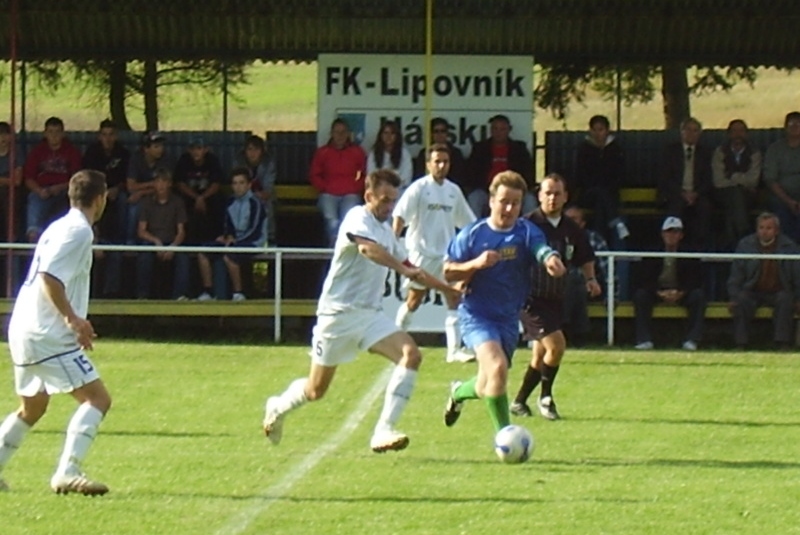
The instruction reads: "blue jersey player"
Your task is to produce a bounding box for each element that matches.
[442,171,565,434]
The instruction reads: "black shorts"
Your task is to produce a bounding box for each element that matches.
[519,297,564,341]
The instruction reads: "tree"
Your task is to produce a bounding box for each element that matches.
[535,63,758,129]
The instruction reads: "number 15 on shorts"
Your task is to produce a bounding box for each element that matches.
[73,354,95,375]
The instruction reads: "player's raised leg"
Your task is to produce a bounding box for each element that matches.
[0,390,49,491]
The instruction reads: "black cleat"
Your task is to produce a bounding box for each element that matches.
[443,381,464,427]
[510,401,533,417]
[537,396,561,421]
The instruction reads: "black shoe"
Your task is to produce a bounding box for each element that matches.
[443,381,463,427]
[537,396,561,421]
[509,401,533,417]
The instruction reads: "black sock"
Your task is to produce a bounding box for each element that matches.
[540,363,560,399]
[514,366,542,405]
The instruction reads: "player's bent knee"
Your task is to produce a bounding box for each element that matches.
[402,345,422,368]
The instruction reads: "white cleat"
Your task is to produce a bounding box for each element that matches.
[262,397,284,445]
[50,473,109,496]
[370,429,410,453]
[446,349,476,363]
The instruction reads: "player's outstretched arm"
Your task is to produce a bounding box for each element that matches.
[443,250,501,282]
[352,236,418,278]
[40,273,97,350]
[415,269,464,301]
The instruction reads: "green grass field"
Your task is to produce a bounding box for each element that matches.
[1,340,799,534]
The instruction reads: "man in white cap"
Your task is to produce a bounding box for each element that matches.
[631,216,707,350]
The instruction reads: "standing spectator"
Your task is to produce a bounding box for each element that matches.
[712,119,763,251]
[509,175,601,421]
[465,114,536,217]
[367,120,413,194]
[574,114,630,246]
[658,117,713,249]
[412,118,467,191]
[632,216,707,351]
[727,212,800,350]
[0,121,23,242]
[23,117,82,243]
[239,134,276,245]
[126,131,171,244]
[196,168,267,302]
[763,111,800,243]
[135,169,189,300]
[309,118,366,247]
[173,137,225,244]
[392,144,475,362]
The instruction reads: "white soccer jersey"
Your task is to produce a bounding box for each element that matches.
[393,175,476,258]
[8,208,94,365]
[317,205,407,315]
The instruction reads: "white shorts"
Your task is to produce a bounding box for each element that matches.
[310,309,400,367]
[404,251,444,291]
[13,350,101,397]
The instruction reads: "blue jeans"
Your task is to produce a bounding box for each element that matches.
[26,191,68,238]
[467,189,537,218]
[317,193,361,246]
[136,249,190,299]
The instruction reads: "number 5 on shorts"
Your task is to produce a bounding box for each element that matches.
[73,354,94,374]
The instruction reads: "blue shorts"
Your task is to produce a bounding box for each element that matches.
[459,309,520,365]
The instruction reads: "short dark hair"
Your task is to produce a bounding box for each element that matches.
[589,115,610,129]
[0,121,10,134]
[44,116,64,130]
[488,114,511,125]
[245,135,265,152]
[99,119,116,130]
[69,170,107,208]
[365,168,400,191]
[431,117,449,130]
[784,112,800,127]
[230,166,251,182]
[153,167,172,182]
[427,143,450,161]
[727,119,748,131]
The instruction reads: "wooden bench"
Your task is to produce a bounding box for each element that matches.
[275,184,319,215]
[587,301,775,319]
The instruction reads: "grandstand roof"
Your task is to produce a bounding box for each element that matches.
[1,0,799,66]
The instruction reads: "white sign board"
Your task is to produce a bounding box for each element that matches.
[317,54,534,160]
[380,267,450,333]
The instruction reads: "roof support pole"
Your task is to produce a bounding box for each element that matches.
[615,64,622,131]
[6,0,19,297]
[423,0,433,149]
[222,62,229,132]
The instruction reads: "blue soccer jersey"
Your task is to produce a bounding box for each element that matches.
[446,218,556,323]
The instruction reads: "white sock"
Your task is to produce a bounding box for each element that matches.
[273,378,309,415]
[374,366,417,433]
[0,413,31,473]
[55,403,104,477]
[395,303,413,330]
[445,310,461,357]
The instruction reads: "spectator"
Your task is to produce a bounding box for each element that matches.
[367,120,413,194]
[712,119,763,251]
[632,216,707,351]
[126,131,172,244]
[196,167,267,302]
[173,137,226,244]
[574,114,630,246]
[0,121,23,242]
[309,118,366,247]
[412,117,467,191]
[465,114,536,217]
[239,134,276,245]
[23,117,81,242]
[135,168,189,300]
[727,212,800,350]
[763,111,800,243]
[658,117,713,249]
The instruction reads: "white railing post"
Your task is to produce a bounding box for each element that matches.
[274,250,283,343]
[606,254,616,346]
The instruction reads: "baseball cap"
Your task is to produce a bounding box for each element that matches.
[661,216,683,231]
[143,130,165,144]
[189,136,206,148]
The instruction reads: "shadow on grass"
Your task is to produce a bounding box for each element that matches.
[568,359,773,369]
[543,457,800,470]
[567,415,800,428]
[35,429,232,438]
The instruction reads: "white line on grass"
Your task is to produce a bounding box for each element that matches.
[216,365,394,535]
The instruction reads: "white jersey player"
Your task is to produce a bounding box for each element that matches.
[263,169,458,453]
[393,144,476,362]
[0,170,111,496]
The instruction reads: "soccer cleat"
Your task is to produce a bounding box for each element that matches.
[196,292,214,302]
[0,478,8,492]
[443,381,464,427]
[232,292,247,302]
[262,397,284,445]
[446,349,476,363]
[370,429,410,453]
[510,401,533,417]
[634,341,654,350]
[537,396,561,421]
[682,340,698,351]
[50,473,109,496]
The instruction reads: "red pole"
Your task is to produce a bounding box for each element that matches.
[6,0,18,297]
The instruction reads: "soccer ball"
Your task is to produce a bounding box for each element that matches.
[494,424,534,464]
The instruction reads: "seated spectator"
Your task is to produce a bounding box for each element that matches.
[309,118,366,247]
[632,216,706,351]
[412,117,466,190]
[0,121,23,242]
[136,168,189,300]
[23,117,81,242]
[562,205,616,346]
[239,134,276,245]
[712,119,763,251]
[465,114,536,217]
[727,212,800,350]
[196,168,267,302]
[173,137,226,244]
[763,111,800,243]
[657,117,713,249]
[574,114,630,247]
[127,131,172,244]
[367,120,412,194]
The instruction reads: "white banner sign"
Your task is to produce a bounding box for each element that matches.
[381,269,450,333]
[317,54,534,160]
